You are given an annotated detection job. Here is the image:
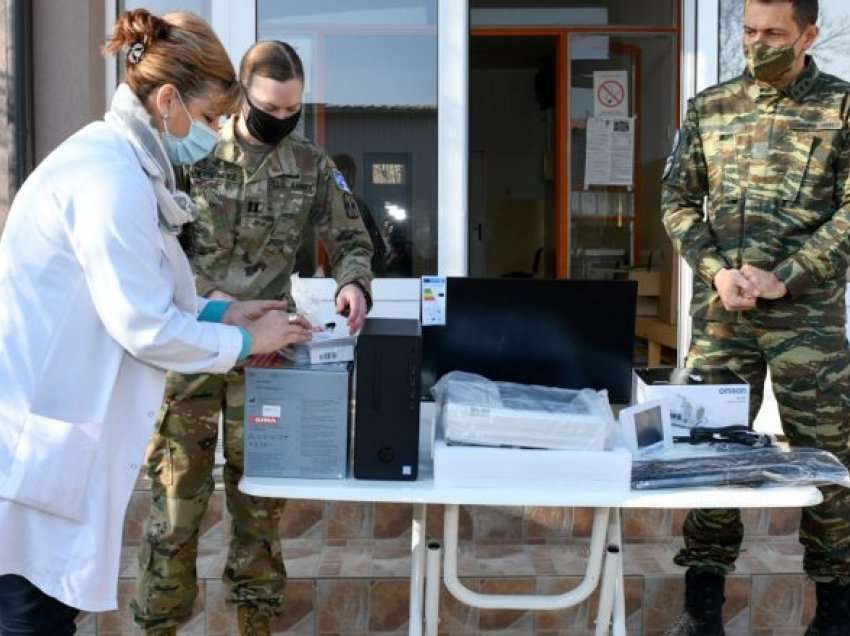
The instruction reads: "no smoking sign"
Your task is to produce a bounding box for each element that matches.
[593,71,629,117]
[598,80,625,108]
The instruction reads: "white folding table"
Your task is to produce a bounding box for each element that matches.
[241,467,822,636]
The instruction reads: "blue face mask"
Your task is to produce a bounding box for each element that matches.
[161,92,218,166]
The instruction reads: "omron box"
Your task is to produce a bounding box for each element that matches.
[244,364,350,479]
[633,367,750,432]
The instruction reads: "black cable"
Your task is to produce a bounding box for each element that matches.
[673,425,772,448]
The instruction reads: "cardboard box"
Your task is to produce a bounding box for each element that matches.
[636,296,660,317]
[595,268,661,297]
[596,268,661,316]
[659,247,679,325]
[628,270,661,297]
[433,439,632,492]
[244,363,350,479]
[633,367,750,432]
[292,334,356,365]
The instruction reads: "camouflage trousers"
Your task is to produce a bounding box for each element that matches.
[131,371,287,631]
[675,317,850,583]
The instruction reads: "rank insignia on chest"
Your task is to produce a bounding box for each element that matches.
[790,121,843,131]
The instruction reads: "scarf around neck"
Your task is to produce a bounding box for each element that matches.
[104,83,199,313]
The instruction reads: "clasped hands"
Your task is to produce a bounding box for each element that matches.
[713,264,787,312]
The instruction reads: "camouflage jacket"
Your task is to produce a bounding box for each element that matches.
[182,116,374,306]
[662,58,850,325]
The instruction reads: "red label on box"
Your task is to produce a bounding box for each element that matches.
[249,416,278,425]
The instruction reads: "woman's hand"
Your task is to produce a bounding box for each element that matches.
[245,311,313,355]
[222,299,288,328]
[336,284,368,333]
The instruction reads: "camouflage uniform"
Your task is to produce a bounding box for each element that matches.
[131,117,373,631]
[663,58,850,583]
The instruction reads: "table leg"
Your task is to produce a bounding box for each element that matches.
[424,538,442,636]
[409,503,427,636]
[443,504,611,610]
[595,508,626,636]
[614,564,627,636]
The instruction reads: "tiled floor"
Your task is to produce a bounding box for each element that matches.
[74,471,814,634]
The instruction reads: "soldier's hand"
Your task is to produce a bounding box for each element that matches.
[740,264,788,300]
[336,284,368,334]
[222,299,288,328]
[714,269,758,311]
[245,311,312,355]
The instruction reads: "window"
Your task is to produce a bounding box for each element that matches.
[372,163,408,186]
[121,0,211,20]
[470,0,677,28]
[258,0,439,278]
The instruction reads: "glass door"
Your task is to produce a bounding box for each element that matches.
[568,33,678,279]
[468,33,560,278]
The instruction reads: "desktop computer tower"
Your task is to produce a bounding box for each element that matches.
[353,318,422,480]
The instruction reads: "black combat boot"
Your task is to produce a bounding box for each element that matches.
[805,580,850,636]
[663,568,726,636]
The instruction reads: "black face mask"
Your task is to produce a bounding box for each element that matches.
[244,95,302,146]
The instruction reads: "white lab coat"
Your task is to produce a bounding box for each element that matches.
[0,121,244,611]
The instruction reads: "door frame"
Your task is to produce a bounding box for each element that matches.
[677,0,718,361]
[473,18,681,278]
[470,28,567,276]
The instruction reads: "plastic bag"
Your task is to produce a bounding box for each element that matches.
[431,371,616,451]
[631,446,850,490]
[289,274,320,324]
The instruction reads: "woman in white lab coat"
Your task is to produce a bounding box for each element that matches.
[0,9,311,634]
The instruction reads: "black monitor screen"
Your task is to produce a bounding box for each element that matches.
[421,278,637,404]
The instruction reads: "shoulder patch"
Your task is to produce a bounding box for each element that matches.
[333,169,351,193]
[662,129,681,181]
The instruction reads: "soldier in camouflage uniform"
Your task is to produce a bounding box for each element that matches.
[131,42,374,636]
[662,1,850,635]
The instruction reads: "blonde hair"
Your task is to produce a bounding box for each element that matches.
[103,9,239,113]
[239,40,304,87]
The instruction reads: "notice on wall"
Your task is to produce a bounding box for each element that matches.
[421,276,447,326]
[593,70,629,117]
[584,117,635,188]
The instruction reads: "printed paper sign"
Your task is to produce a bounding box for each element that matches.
[585,117,635,188]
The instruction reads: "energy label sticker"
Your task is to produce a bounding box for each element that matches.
[421,276,447,326]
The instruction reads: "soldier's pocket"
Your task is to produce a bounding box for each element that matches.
[813,353,850,453]
[781,124,841,204]
[780,133,815,203]
[145,403,174,487]
[702,131,741,202]
[266,187,310,255]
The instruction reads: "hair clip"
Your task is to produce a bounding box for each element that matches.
[127,42,145,65]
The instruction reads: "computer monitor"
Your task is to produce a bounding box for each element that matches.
[421,278,637,404]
